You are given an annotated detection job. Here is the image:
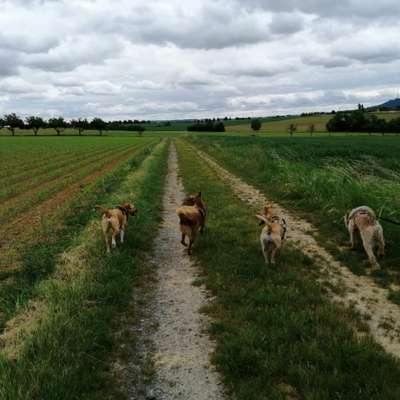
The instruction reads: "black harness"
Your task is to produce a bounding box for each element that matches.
[117,206,129,220]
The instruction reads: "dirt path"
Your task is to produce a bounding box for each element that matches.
[193,144,400,358]
[118,144,225,399]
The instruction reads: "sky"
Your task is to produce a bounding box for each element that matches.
[0,0,399,120]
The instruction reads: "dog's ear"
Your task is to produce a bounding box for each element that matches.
[196,191,202,198]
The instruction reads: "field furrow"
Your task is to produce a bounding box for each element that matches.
[0,145,138,222]
[0,144,126,191]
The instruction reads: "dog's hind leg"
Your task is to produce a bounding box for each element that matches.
[181,233,187,246]
[360,229,379,268]
[101,219,111,253]
[111,229,120,249]
[270,247,278,265]
[348,220,356,249]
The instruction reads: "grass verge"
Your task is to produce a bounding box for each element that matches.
[175,138,400,400]
[0,140,167,400]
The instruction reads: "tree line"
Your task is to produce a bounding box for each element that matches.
[0,113,147,136]
[187,119,225,132]
[327,110,400,134]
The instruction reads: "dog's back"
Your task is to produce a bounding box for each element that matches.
[346,206,376,227]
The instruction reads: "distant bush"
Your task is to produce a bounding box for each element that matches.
[187,120,225,132]
[251,118,262,131]
[327,111,400,134]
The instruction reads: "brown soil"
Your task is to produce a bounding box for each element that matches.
[194,145,400,359]
[0,146,126,210]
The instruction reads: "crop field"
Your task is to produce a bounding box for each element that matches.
[0,136,160,345]
[2,132,400,399]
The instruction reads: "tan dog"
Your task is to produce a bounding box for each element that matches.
[176,192,207,255]
[255,205,287,265]
[344,206,385,268]
[95,203,137,252]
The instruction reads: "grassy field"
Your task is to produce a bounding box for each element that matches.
[176,139,400,399]
[226,111,400,134]
[189,135,400,291]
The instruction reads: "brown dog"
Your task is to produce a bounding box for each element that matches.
[95,203,137,252]
[255,205,287,265]
[344,205,385,269]
[176,192,207,254]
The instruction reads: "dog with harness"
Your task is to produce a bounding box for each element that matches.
[344,205,385,269]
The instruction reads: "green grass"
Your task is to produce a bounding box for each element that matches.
[175,138,400,399]
[189,135,400,288]
[0,141,168,400]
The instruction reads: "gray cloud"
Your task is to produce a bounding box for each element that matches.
[0,0,400,119]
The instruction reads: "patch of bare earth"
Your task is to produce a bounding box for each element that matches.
[115,144,225,399]
[193,145,400,358]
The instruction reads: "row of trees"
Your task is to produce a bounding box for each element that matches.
[327,111,400,134]
[0,114,146,136]
[187,120,225,132]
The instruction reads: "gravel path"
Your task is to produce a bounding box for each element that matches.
[117,143,225,399]
[192,144,400,359]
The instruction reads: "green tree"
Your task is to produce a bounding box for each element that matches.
[26,116,44,136]
[48,117,67,136]
[4,113,24,136]
[71,118,89,135]
[251,118,262,131]
[288,123,297,137]
[90,117,107,136]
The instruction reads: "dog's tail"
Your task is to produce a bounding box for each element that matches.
[95,205,111,218]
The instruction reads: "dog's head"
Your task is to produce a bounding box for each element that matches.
[121,203,137,216]
[263,204,275,218]
[182,192,206,212]
[256,204,275,226]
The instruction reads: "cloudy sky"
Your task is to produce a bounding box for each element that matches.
[0,0,399,120]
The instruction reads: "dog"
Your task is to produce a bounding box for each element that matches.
[344,206,385,268]
[95,203,137,252]
[255,205,287,265]
[176,192,207,255]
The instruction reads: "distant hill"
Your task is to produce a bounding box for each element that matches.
[369,98,400,111]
